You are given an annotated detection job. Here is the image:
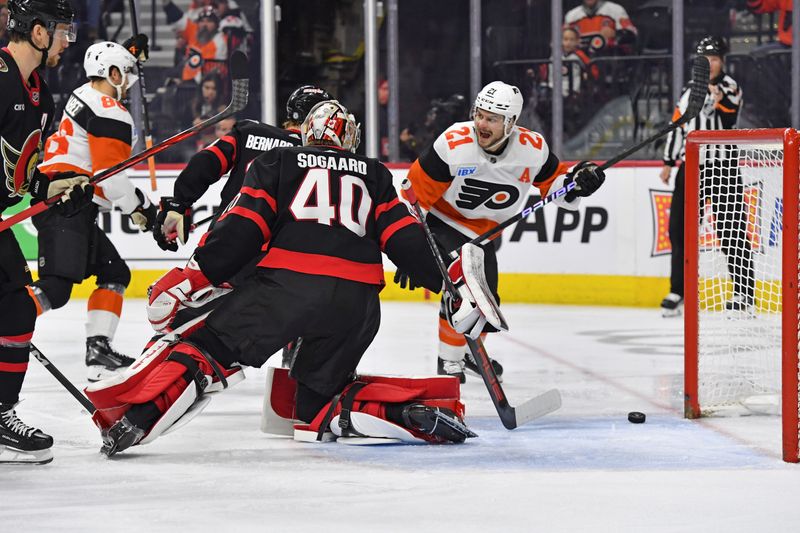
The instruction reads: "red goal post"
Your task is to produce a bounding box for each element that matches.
[684,128,800,463]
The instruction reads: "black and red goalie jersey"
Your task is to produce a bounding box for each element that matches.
[193,144,442,291]
[0,47,55,213]
[173,119,300,212]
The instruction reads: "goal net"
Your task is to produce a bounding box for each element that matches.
[684,128,800,463]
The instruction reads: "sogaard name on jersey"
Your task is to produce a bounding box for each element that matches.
[245,135,295,151]
[297,153,368,175]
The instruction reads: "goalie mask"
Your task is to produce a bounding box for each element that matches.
[84,41,139,101]
[301,100,361,153]
[472,81,523,152]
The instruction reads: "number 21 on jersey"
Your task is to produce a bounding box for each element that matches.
[290,168,373,237]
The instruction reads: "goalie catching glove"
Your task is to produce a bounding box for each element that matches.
[154,197,192,251]
[443,243,508,339]
[563,161,605,202]
[29,170,95,218]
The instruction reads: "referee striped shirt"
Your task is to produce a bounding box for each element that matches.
[663,72,742,166]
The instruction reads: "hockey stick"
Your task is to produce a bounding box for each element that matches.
[466,55,711,247]
[128,0,158,191]
[29,343,96,414]
[0,51,250,233]
[401,179,562,430]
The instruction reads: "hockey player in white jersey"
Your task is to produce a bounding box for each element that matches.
[399,81,606,382]
[32,38,157,382]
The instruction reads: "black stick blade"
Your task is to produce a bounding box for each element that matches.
[227,51,250,113]
[228,50,249,80]
[678,55,710,126]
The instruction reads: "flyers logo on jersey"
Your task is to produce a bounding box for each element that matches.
[2,130,42,197]
[455,178,519,211]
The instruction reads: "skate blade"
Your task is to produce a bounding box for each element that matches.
[0,445,53,465]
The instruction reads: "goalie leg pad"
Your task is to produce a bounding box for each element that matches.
[86,339,243,442]
[261,368,471,444]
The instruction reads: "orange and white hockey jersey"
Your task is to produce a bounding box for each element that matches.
[40,83,140,214]
[407,121,574,239]
[564,1,637,49]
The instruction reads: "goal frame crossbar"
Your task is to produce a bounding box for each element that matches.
[684,127,800,463]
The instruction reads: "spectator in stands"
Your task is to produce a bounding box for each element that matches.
[214,115,236,138]
[378,78,390,160]
[564,0,637,55]
[747,0,792,51]
[163,1,228,83]
[399,94,468,162]
[0,3,8,47]
[541,27,600,97]
[187,71,225,127]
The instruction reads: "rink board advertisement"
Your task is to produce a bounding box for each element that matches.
[14,164,675,306]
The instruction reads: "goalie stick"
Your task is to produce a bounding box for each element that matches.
[30,344,96,414]
[466,55,711,247]
[401,179,562,430]
[0,51,251,233]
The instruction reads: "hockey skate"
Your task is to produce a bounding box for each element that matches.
[0,404,53,465]
[101,416,145,457]
[660,293,684,317]
[86,336,136,382]
[464,351,504,382]
[401,404,477,444]
[437,357,466,384]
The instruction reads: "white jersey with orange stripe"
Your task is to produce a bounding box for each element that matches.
[407,121,577,239]
[40,83,139,214]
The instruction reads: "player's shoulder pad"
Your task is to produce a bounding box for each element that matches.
[75,84,134,125]
[508,126,551,165]
[432,120,478,164]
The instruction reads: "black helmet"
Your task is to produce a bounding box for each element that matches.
[286,85,332,124]
[696,36,727,57]
[7,0,75,36]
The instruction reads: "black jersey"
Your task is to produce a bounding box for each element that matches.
[194,145,442,291]
[0,48,55,213]
[173,119,301,211]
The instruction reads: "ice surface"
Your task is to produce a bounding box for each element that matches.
[2,301,798,532]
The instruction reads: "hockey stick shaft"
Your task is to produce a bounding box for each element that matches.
[30,343,96,414]
[402,179,529,430]
[0,51,250,233]
[128,0,158,191]
[467,56,710,248]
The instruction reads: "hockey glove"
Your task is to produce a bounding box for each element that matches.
[146,259,213,332]
[393,269,420,291]
[123,33,150,62]
[29,170,95,218]
[564,161,605,202]
[130,188,157,232]
[154,197,192,252]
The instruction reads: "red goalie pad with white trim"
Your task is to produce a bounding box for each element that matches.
[85,337,243,434]
[261,367,465,443]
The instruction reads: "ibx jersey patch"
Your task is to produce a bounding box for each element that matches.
[2,130,42,197]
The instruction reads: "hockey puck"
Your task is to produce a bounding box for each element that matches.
[627,411,646,424]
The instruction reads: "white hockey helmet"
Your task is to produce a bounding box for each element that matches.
[472,81,524,140]
[84,41,139,100]
[301,100,361,153]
